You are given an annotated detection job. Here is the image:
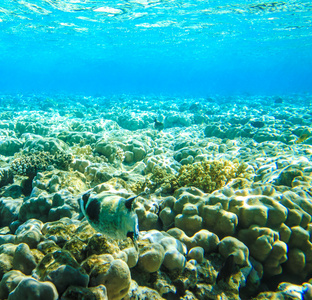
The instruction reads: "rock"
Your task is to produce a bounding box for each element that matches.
[12,243,37,275]
[63,237,87,264]
[0,167,14,187]
[137,243,165,273]
[0,138,23,156]
[188,247,204,264]
[133,197,159,231]
[15,219,43,248]
[86,234,119,257]
[0,197,23,227]
[124,280,163,300]
[8,277,58,300]
[37,240,61,255]
[218,236,249,267]
[254,282,312,299]
[18,194,53,223]
[0,270,26,299]
[61,285,108,300]
[140,230,187,272]
[167,228,219,254]
[33,250,89,295]
[88,255,131,300]
[23,137,68,154]
[119,245,139,269]
[0,253,14,280]
[0,234,15,245]
[238,226,287,276]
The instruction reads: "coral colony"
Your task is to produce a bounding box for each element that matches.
[0,94,312,299]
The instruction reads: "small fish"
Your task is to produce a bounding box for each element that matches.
[295,128,312,144]
[154,118,164,131]
[274,97,283,104]
[216,254,239,284]
[250,121,265,128]
[79,191,139,242]
[295,134,309,144]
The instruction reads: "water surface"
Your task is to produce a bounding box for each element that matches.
[1,0,311,95]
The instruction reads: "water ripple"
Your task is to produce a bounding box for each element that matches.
[0,0,311,58]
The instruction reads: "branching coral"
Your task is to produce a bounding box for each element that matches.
[176,159,249,193]
[116,147,125,163]
[131,159,250,194]
[11,151,73,179]
[130,165,177,194]
[71,145,93,157]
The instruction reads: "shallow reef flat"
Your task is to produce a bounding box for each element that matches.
[0,93,312,299]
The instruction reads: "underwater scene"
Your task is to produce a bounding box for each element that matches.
[1,0,312,300]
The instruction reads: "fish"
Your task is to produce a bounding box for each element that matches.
[79,191,139,242]
[154,118,164,131]
[274,97,283,104]
[216,254,240,284]
[295,128,312,144]
[250,120,265,128]
[295,133,310,144]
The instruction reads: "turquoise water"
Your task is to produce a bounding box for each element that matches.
[1,0,312,95]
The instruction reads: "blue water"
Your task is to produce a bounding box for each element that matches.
[1,0,312,95]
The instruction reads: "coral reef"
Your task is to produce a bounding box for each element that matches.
[0,94,312,299]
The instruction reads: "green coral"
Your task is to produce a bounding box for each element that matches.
[11,151,73,179]
[132,159,250,194]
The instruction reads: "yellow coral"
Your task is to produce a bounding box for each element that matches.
[177,159,248,193]
[116,147,125,162]
[71,144,93,156]
[132,159,250,194]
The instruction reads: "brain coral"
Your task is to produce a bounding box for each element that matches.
[158,180,312,280]
[160,187,238,237]
[206,184,312,278]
